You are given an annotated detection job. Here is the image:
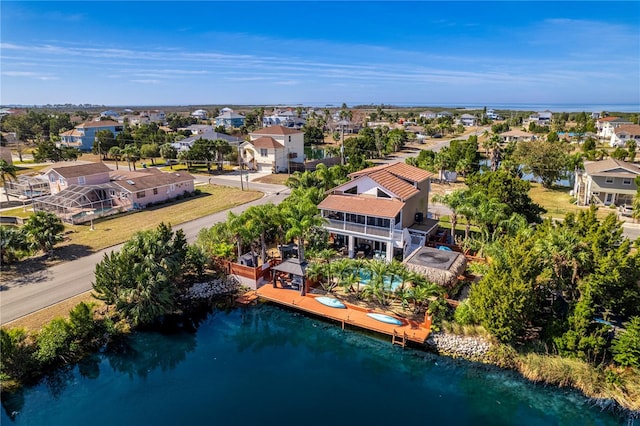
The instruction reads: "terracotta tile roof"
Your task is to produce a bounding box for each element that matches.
[318,194,404,218]
[76,120,121,128]
[584,158,640,176]
[59,129,83,137]
[614,124,640,135]
[250,136,283,149]
[250,125,303,136]
[367,169,419,200]
[45,162,112,178]
[597,116,620,123]
[110,168,194,192]
[349,162,433,183]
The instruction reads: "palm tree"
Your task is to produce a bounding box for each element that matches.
[108,146,122,170]
[212,139,232,171]
[122,144,139,171]
[280,197,325,262]
[0,159,18,203]
[244,204,277,264]
[227,211,250,260]
[22,211,65,254]
[432,190,467,243]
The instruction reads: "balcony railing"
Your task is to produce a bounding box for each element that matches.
[324,218,399,239]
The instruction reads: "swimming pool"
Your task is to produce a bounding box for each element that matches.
[357,269,403,291]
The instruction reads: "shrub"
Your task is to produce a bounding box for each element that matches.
[0,328,37,381]
[454,299,477,325]
[34,318,72,365]
[611,316,640,368]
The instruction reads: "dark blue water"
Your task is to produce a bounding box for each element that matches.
[1,304,624,425]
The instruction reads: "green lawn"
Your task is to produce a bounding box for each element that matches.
[528,183,614,220]
[2,185,262,252]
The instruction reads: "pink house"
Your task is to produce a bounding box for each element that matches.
[44,162,112,194]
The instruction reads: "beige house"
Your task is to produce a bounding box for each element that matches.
[573,158,639,207]
[610,124,640,148]
[499,129,536,143]
[318,162,436,262]
[241,126,304,173]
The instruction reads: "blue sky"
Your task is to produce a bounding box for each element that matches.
[1,1,639,107]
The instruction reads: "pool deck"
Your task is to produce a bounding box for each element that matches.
[256,285,431,345]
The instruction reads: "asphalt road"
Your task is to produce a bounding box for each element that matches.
[0,182,289,325]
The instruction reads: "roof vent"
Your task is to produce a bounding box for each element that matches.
[126,180,135,185]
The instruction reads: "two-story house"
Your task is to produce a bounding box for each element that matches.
[58,120,123,151]
[574,158,640,207]
[43,162,112,194]
[610,125,640,147]
[419,111,436,120]
[458,114,477,127]
[317,162,436,262]
[170,130,243,153]
[598,117,633,139]
[240,126,304,173]
[215,110,245,128]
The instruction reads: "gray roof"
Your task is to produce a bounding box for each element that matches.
[584,158,640,177]
[272,258,307,277]
[179,131,243,145]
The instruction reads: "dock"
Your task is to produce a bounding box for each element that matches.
[256,285,431,345]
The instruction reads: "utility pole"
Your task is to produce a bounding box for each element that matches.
[238,146,244,191]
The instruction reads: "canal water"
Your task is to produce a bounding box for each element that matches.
[1,304,624,425]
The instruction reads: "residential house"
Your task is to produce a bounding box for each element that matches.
[524,110,553,127]
[458,114,477,127]
[180,124,215,135]
[191,109,208,120]
[59,120,123,151]
[419,111,436,120]
[215,110,245,128]
[171,130,243,153]
[100,110,120,119]
[139,110,166,123]
[486,109,502,120]
[610,125,640,148]
[317,162,437,262]
[598,117,633,139]
[240,126,304,173]
[499,129,536,143]
[43,162,112,194]
[109,168,195,209]
[263,109,305,128]
[573,158,639,207]
[35,163,195,223]
[436,111,453,119]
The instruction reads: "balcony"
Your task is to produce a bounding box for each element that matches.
[324,218,397,239]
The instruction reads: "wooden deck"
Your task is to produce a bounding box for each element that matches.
[256,285,431,345]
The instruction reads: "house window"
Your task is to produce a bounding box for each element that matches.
[50,175,56,183]
[344,186,357,194]
[260,149,268,157]
[605,177,614,184]
[78,176,85,185]
[377,188,390,198]
[153,188,158,195]
[59,177,65,184]
[623,179,632,185]
[136,191,146,199]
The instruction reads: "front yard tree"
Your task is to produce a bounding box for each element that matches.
[22,211,65,254]
[303,125,324,145]
[159,143,178,167]
[212,139,232,171]
[515,139,570,188]
[93,223,189,326]
[140,143,160,165]
[108,146,122,170]
[93,130,116,161]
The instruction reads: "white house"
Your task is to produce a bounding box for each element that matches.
[419,111,436,120]
[191,109,208,120]
[610,125,640,147]
[240,126,304,173]
[599,117,633,139]
[139,110,166,123]
[458,114,477,127]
